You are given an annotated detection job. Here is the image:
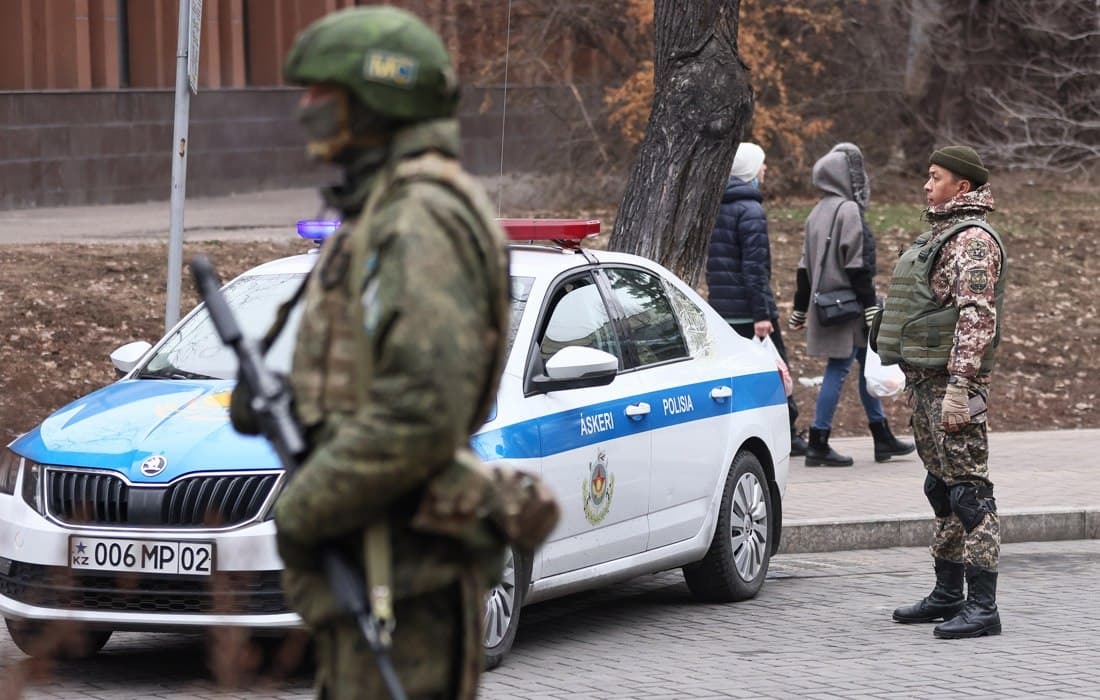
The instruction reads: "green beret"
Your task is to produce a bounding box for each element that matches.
[930,146,989,186]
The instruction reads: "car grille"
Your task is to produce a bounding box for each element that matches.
[45,469,280,528]
[0,561,288,615]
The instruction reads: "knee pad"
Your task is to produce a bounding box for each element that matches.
[924,473,952,518]
[949,482,997,532]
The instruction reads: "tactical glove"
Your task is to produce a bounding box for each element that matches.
[941,380,970,432]
[789,309,807,330]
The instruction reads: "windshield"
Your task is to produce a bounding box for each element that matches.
[137,273,306,380]
[136,273,533,381]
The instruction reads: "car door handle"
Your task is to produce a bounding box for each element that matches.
[710,386,733,401]
[625,402,651,420]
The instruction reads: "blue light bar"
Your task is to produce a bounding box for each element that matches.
[297,219,341,241]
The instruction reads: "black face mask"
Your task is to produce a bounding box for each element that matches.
[295,91,394,163]
[295,94,346,145]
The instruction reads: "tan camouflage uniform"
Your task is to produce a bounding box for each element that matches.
[272,118,510,699]
[902,185,1002,571]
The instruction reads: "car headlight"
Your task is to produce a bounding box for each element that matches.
[0,449,19,495]
[20,458,42,513]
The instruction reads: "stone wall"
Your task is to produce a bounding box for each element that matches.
[0,86,604,209]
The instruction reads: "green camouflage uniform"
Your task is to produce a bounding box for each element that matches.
[272,116,510,699]
[884,186,1004,571]
[230,9,550,695]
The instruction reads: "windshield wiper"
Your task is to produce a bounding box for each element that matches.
[135,367,217,381]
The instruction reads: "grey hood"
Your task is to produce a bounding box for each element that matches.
[811,142,870,211]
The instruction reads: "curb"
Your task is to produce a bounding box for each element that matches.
[778,508,1100,554]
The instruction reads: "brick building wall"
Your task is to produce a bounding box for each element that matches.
[0,1,611,208]
[0,85,594,208]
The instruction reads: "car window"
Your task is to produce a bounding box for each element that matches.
[536,273,621,370]
[508,276,535,355]
[664,281,711,357]
[603,267,689,367]
[139,273,306,380]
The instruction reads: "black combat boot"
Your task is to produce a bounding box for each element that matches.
[869,419,916,463]
[804,427,853,467]
[791,429,809,457]
[892,558,965,623]
[933,566,1002,638]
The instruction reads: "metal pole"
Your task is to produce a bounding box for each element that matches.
[166,0,192,331]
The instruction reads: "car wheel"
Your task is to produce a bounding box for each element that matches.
[4,618,112,659]
[483,546,529,670]
[683,450,771,602]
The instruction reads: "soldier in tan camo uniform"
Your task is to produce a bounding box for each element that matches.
[872,146,1006,639]
[231,6,513,698]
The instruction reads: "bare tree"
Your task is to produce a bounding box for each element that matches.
[951,0,1100,171]
[890,0,1100,172]
[607,0,752,286]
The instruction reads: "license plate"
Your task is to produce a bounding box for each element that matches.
[70,536,214,576]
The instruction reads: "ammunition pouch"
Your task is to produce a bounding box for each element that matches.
[412,449,561,558]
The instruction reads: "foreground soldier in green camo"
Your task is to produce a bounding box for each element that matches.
[231,6,520,698]
[872,146,1006,639]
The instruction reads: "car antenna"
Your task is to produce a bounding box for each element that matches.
[496,0,514,217]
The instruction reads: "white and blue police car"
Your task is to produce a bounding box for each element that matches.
[0,219,790,667]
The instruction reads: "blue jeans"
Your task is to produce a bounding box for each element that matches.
[811,345,885,431]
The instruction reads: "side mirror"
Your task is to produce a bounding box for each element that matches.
[110,341,152,375]
[531,346,618,393]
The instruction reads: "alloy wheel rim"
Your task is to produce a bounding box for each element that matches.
[729,471,768,581]
[483,548,517,648]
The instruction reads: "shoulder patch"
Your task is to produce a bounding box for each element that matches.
[363,50,418,89]
[965,239,990,261]
[966,267,990,293]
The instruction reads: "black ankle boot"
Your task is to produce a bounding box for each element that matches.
[893,558,965,623]
[869,419,916,462]
[934,566,1002,638]
[790,429,808,457]
[804,427,853,467]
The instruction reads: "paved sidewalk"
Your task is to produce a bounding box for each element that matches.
[0,188,320,244]
[781,428,1100,553]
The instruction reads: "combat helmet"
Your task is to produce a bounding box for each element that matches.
[284,6,459,122]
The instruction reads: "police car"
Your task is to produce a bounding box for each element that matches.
[0,219,790,666]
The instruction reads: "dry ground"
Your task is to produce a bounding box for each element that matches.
[1,176,1097,444]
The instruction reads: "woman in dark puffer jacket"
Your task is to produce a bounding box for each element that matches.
[707,142,807,456]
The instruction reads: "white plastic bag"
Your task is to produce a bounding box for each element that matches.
[754,336,793,397]
[864,346,905,398]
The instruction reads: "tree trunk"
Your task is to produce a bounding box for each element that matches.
[893,0,967,172]
[607,0,752,288]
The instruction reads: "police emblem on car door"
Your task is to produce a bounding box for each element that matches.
[582,450,614,524]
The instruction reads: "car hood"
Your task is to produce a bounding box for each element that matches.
[10,379,279,484]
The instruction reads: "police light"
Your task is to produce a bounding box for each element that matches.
[297,219,341,242]
[499,219,601,244]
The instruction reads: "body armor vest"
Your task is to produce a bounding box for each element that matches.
[290,152,508,433]
[875,219,1006,373]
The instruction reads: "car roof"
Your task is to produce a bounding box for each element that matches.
[237,242,666,281]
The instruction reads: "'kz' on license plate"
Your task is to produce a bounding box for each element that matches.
[70,536,214,576]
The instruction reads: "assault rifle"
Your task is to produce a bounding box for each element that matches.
[189,255,407,700]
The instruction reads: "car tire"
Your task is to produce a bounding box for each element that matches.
[4,618,112,659]
[683,450,772,603]
[483,546,529,670]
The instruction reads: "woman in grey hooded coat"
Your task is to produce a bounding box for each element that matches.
[789,143,914,466]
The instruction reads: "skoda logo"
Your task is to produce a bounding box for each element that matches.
[140,455,168,477]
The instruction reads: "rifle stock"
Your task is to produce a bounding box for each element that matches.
[188,255,407,700]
